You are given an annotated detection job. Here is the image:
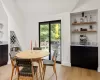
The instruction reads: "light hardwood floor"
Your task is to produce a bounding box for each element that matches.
[0,64,100,80]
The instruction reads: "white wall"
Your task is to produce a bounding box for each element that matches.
[16,0,79,15]
[0,2,8,42]
[25,12,71,66]
[1,0,27,64]
[1,0,26,50]
[73,0,100,12]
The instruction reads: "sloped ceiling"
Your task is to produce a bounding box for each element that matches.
[16,0,79,15]
[72,0,100,12]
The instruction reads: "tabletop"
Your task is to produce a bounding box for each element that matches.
[16,50,49,59]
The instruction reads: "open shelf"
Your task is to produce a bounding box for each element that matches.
[72,30,97,33]
[71,9,98,49]
[72,22,97,25]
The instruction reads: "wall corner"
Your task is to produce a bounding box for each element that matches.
[61,61,71,67]
[98,66,100,72]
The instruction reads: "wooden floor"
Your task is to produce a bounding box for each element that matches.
[0,64,100,80]
[45,64,100,80]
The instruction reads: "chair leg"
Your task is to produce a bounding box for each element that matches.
[11,67,14,80]
[16,67,19,80]
[15,68,16,75]
[43,65,46,80]
[16,67,19,74]
[32,76,34,80]
[53,65,57,80]
[18,75,19,80]
[36,71,38,80]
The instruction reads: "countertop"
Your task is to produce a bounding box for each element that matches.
[71,44,98,47]
[0,41,8,45]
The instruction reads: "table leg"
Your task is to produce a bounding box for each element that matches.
[43,64,46,80]
[38,60,43,80]
[40,59,44,77]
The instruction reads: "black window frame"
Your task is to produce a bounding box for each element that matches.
[39,20,61,63]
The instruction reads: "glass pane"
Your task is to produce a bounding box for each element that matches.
[40,24,49,59]
[51,23,61,62]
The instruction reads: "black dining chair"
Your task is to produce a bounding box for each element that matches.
[33,47,42,50]
[9,53,19,80]
[33,47,44,80]
[43,48,58,80]
[9,47,21,80]
[16,58,38,80]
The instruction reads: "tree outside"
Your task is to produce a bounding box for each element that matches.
[51,24,61,41]
[40,23,61,42]
[40,24,49,42]
[40,23,61,61]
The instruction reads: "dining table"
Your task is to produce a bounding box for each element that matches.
[16,50,49,80]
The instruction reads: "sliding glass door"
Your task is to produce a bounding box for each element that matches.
[39,20,61,63]
[50,23,61,62]
[39,23,49,59]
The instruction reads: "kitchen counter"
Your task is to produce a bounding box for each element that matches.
[71,45,98,70]
[0,41,8,45]
[71,44,98,47]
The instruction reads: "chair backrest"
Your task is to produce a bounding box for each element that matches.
[52,49,58,62]
[33,47,42,50]
[16,59,34,78]
[9,53,11,59]
[9,52,16,58]
[9,53,16,66]
[16,59,32,67]
[52,42,59,61]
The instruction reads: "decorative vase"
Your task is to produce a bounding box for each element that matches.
[84,16,88,22]
[90,25,93,30]
[89,15,93,22]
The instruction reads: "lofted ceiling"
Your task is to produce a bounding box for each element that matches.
[16,0,79,15]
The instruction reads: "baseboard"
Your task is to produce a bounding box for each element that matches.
[61,62,71,67]
[7,60,11,64]
[98,66,100,72]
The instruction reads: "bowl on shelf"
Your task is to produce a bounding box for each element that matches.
[0,23,3,30]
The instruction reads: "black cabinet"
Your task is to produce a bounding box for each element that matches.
[71,46,98,70]
[71,46,81,67]
[0,44,8,66]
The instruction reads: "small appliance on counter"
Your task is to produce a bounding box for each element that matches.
[80,34,87,45]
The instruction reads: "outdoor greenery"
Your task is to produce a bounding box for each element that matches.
[40,24,49,42]
[40,24,61,42]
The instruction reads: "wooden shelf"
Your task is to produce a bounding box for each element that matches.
[72,22,97,25]
[72,31,97,33]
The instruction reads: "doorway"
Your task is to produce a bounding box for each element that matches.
[39,20,61,63]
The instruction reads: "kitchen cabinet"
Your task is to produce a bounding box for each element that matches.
[0,44,8,66]
[71,46,98,70]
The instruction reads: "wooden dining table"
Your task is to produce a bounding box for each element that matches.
[16,50,49,80]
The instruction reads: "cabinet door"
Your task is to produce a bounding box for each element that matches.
[81,47,98,70]
[71,46,81,67]
[87,47,98,70]
[1,45,8,65]
[80,46,88,68]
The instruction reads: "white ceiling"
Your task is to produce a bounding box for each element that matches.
[16,0,79,15]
